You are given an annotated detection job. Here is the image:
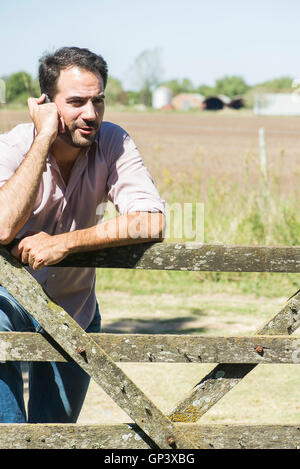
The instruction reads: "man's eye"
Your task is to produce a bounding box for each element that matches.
[67,96,105,106]
[70,100,84,106]
[67,100,84,107]
[94,96,105,104]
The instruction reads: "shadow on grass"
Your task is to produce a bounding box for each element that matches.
[102,316,207,335]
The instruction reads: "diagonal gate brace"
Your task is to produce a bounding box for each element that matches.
[169,289,300,423]
[0,247,195,449]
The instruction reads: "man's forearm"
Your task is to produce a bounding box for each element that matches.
[64,212,165,254]
[11,212,165,270]
[0,95,59,244]
[0,134,52,243]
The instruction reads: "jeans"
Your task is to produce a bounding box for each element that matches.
[0,286,101,423]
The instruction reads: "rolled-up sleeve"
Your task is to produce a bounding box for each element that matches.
[105,128,165,215]
[0,141,20,187]
[0,124,33,188]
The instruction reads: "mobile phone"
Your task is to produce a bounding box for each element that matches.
[44,94,51,103]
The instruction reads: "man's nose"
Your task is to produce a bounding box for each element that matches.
[81,101,97,120]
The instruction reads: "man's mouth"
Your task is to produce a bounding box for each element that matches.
[77,126,95,135]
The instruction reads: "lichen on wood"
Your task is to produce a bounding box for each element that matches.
[57,242,300,273]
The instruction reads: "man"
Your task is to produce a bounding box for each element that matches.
[0,47,165,423]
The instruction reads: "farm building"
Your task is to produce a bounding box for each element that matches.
[202,95,245,110]
[217,94,231,105]
[202,96,224,110]
[152,86,173,109]
[0,80,5,104]
[253,92,300,115]
[228,97,244,109]
[171,93,205,111]
[151,88,245,111]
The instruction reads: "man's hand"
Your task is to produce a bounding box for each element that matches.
[28,94,65,144]
[11,232,69,270]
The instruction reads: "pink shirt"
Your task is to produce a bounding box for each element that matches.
[0,122,165,329]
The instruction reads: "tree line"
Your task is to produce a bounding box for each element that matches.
[0,48,295,108]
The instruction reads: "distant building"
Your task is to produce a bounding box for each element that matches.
[171,93,204,111]
[202,96,224,110]
[202,95,244,110]
[228,97,245,109]
[254,93,300,115]
[152,86,173,109]
[0,79,5,104]
[152,88,245,112]
[217,94,231,105]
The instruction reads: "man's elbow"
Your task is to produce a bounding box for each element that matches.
[0,221,17,245]
[127,211,165,243]
[0,229,15,245]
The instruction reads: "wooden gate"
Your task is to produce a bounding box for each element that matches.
[0,242,299,449]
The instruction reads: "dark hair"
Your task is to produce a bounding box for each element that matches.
[38,47,108,99]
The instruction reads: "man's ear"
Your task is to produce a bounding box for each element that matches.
[58,115,66,134]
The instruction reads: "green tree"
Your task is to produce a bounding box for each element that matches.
[5,71,38,103]
[161,78,195,95]
[254,76,293,92]
[105,76,126,105]
[125,90,142,106]
[197,84,216,97]
[215,75,249,98]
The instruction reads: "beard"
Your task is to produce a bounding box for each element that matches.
[58,120,100,148]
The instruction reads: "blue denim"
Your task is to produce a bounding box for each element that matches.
[0,286,101,423]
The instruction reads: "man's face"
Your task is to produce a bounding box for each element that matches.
[53,66,105,148]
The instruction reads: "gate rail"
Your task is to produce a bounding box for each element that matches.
[0,242,299,449]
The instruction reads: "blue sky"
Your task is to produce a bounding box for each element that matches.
[1,0,299,89]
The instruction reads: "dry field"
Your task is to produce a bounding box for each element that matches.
[1,108,300,429]
[104,108,300,199]
[1,107,300,199]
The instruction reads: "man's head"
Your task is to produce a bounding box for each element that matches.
[39,47,108,100]
[38,47,108,148]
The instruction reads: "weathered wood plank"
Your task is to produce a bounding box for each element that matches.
[0,423,300,449]
[258,288,300,335]
[57,242,300,272]
[2,332,300,364]
[192,424,300,449]
[169,290,300,423]
[92,333,300,364]
[0,246,193,449]
[169,363,256,422]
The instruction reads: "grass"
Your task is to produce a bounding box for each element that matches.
[96,268,299,299]
[96,155,300,301]
[96,287,285,336]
